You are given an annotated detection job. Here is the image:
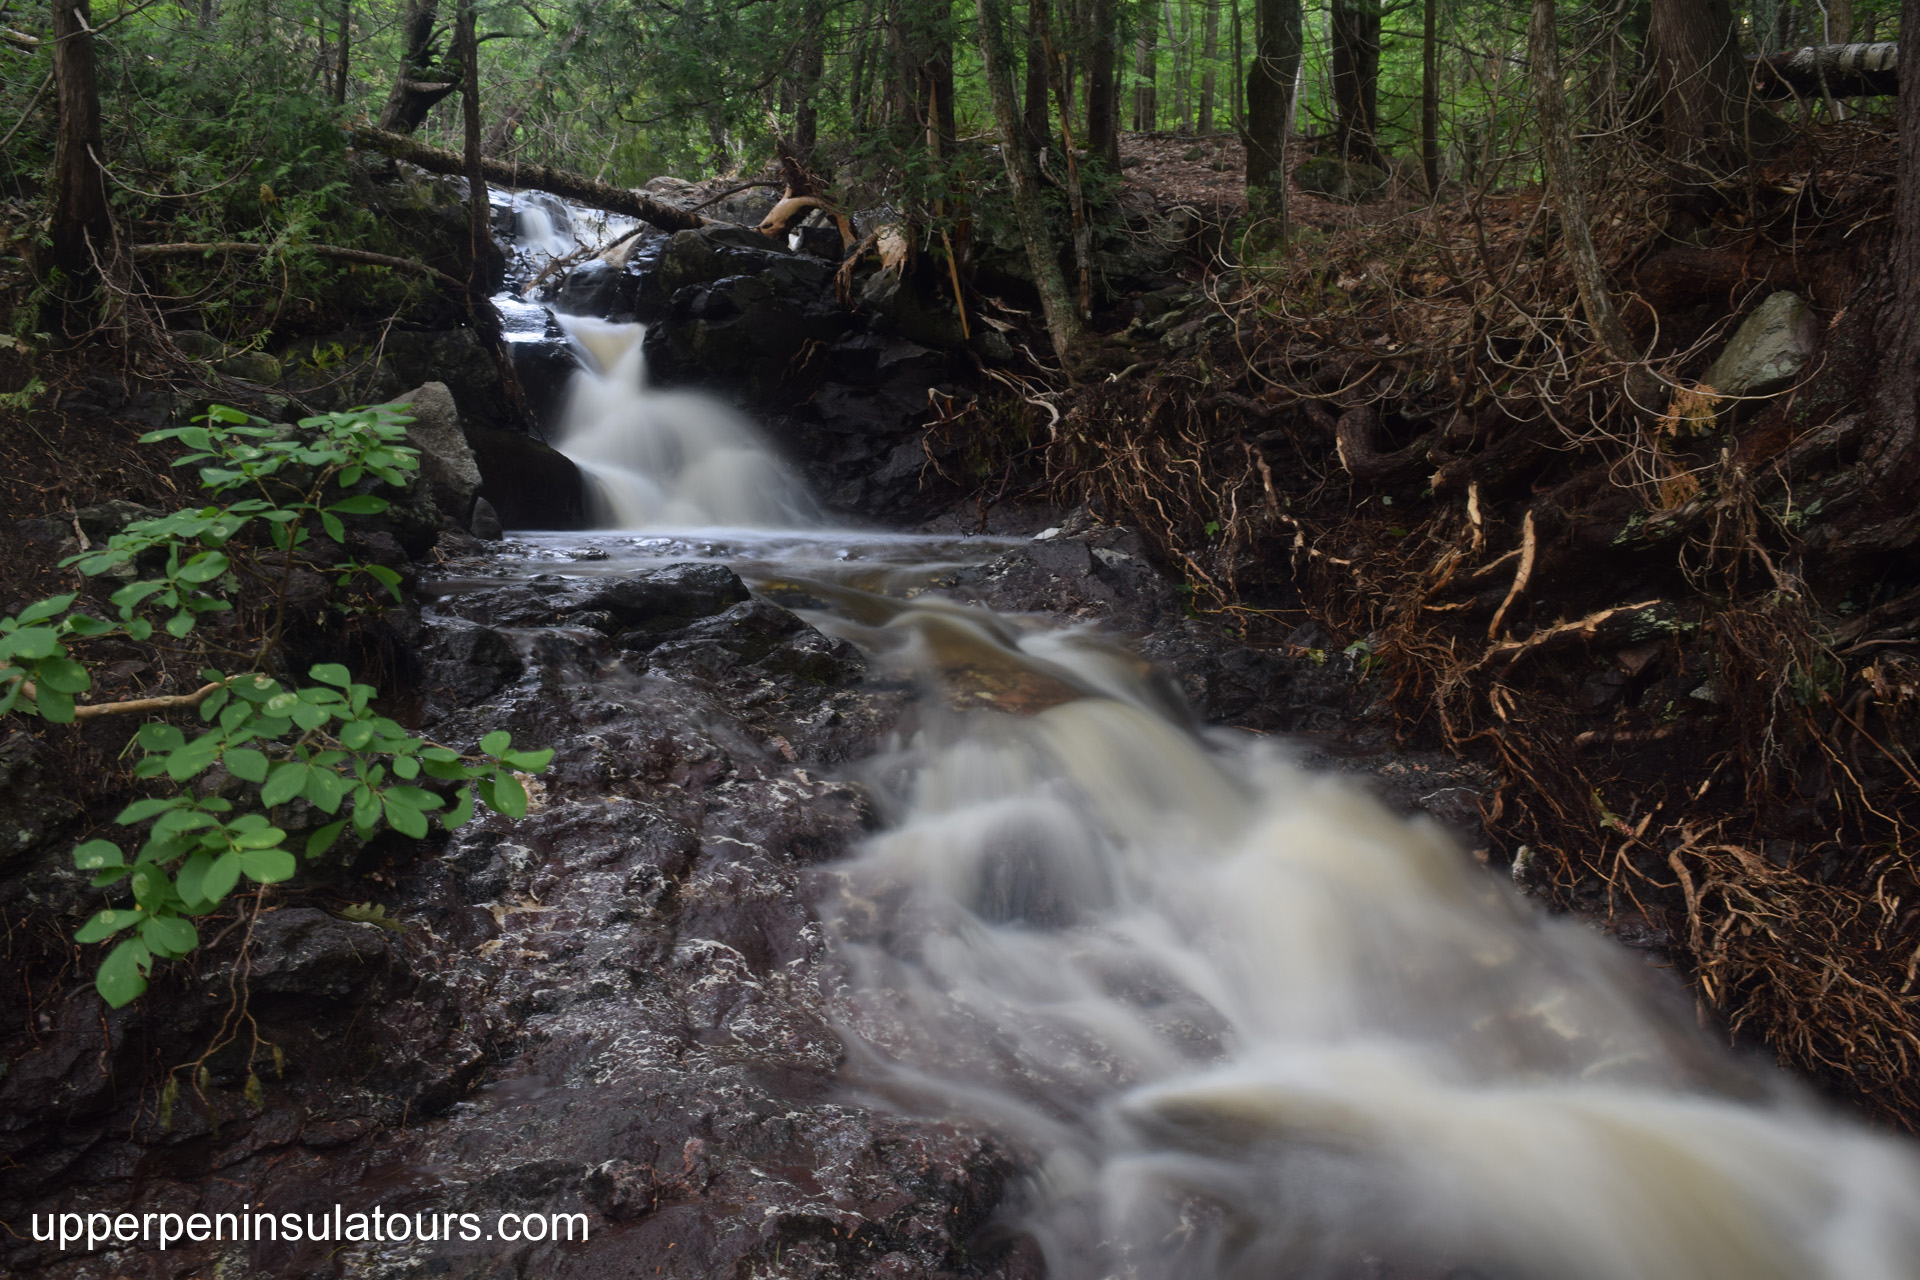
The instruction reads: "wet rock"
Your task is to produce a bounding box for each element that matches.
[72,499,163,545]
[1702,290,1818,399]
[215,350,283,384]
[464,422,588,530]
[395,381,483,524]
[469,495,505,540]
[1294,155,1390,203]
[425,617,525,702]
[238,907,408,1001]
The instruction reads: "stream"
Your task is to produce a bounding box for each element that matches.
[425,199,1920,1279]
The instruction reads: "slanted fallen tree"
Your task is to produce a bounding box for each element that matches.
[1750,42,1900,99]
[348,125,708,234]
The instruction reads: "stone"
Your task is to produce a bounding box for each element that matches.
[213,350,282,384]
[469,496,504,540]
[394,381,483,523]
[1702,290,1818,399]
[463,423,588,529]
[1294,155,1390,203]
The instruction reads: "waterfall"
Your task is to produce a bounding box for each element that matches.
[551,315,820,531]
[514,203,576,262]
[822,593,1920,1280]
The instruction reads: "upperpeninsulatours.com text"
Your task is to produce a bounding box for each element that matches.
[33,1206,589,1250]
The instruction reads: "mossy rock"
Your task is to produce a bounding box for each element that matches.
[1294,156,1390,203]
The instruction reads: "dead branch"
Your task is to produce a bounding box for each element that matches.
[132,242,464,290]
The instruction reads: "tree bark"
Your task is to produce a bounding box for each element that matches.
[1024,0,1051,149]
[1330,0,1380,164]
[1529,0,1635,367]
[1198,0,1218,134]
[333,0,350,105]
[1244,0,1300,227]
[1647,0,1780,183]
[976,0,1084,365]
[1085,0,1119,166]
[376,0,458,134]
[1750,42,1900,99]
[792,0,827,156]
[1861,0,1920,514]
[49,0,113,316]
[1133,5,1157,130]
[457,0,487,301]
[351,127,706,232]
[1420,0,1439,193]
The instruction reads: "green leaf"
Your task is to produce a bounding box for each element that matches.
[16,594,77,625]
[240,847,296,882]
[233,826,286,850]
[63,614,114,637]
[444,786,475,829]
[305,820,347,857]
[480,730,512,757]
[202,851,242,903]
[76,908,143,944]
[309,663,352,688]
[392,754,420,780]
[116,797,178,824]
[140,914,198,958]
[32,657,90,694]
[199,687,230,722]
[261,761,309,806]
[175,851,213,906]
[151,808,216,840]
[320,512,345,543]
[225,748,269,783]
[35,685,74,723]
[488,769,528,820]
[339,720,374,750]
[164,739,222,782]
[2,628,60,660]
[504,748,554,772]
[175,551,231,583]
[137,723,186,752]
[165,612,196,639]
[363,563,403,603]
[383,793,428,838]
[290,702,330,731]
[73,840,124,871]
[109,579,169,610]
[328,494,389,515]
[264,691,299,716]
[95,938,152,1008]
[305,766,352,813]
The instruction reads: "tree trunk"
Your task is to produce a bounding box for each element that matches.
[1024,0,1051,148]
[1647,0,1781,185]
[792,0,826,157]
[1861,0,1920,517]
[351,127,706,231]
[49,0,112,319]
[1750,42,1900,99]
[1244,0,1300,227]
[1133,5,1157,130]
[1420,0,1439,193]
[1086,0,1119,165]
[1229,0,1243,130]
[976,0,1084,365]
[1330,0,1380,164]
[377,0,458,134]
[1830,0,1852,41]
[333,0,350,105]
[1198,0,1218,134]
[457,0,487,301]
[1529,0,1635,366]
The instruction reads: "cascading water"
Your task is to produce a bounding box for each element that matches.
[548,315,819,530]
[809,592,1920,1280]
[492,202,1920,1276]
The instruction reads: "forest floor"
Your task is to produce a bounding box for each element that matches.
[1041,118,1920,1131]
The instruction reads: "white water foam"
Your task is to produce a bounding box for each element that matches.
[551,316,819,530]
[823,603,1920,1280]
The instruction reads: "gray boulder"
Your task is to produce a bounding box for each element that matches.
[394,381,482,524]
[1702,290,1818,399]
[1294,156,1390,203]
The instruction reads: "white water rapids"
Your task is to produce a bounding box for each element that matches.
[516,217,1920,1276]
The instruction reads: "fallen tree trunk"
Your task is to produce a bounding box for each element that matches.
[1749,42,1899,99]
[349,125,706,233]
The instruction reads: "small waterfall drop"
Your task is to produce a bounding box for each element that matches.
[514,203,576,262]
[551,315,819,530]
[821,594,1920,1280]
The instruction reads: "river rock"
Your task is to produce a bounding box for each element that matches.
[1702,290,1818,399]
[463,423,588,530]
[395,381,483,524]
[1294,155,1390,203]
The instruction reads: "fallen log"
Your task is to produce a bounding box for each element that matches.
[349,125,706,234]
[1749,43,1899,100]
